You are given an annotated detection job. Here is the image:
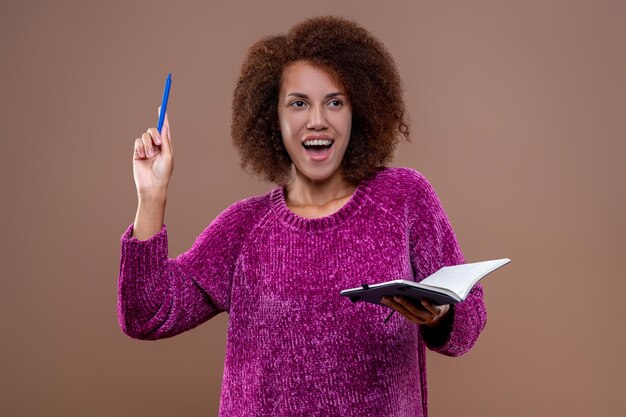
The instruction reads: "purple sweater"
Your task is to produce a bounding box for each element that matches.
[118,167,486,416]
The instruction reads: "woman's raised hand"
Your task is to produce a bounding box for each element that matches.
[133,107,174,199]
[130,107,173,240]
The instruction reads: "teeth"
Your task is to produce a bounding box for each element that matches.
[303,139,333,147]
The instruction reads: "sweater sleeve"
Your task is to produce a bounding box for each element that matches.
[406,170,487,357]
[117,200,257,340]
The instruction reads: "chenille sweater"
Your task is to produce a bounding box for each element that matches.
[118,166,487,417]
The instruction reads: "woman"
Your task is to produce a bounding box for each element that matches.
[119,16,486,417]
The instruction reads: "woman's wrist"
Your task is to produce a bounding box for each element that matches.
[137,187,168,204]
[133,190,167,241]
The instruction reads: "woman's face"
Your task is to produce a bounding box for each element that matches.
[277,61,352,184]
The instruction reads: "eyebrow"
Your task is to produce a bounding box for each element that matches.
[287,92,346,99]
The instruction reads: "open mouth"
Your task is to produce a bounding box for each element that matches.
[302,138,334,156]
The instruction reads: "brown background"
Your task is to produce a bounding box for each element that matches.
[2,1,625,416]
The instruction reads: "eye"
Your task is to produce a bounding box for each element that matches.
[328,99,343,108]
[290,100,306,108]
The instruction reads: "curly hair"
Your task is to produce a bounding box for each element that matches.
[231,15,411,186]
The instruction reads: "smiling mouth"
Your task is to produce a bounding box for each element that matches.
[304,143,333,156]
[302,139,335,155]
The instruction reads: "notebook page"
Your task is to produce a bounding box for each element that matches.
[420,259,510,299]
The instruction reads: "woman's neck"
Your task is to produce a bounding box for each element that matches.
[285,167,356,208]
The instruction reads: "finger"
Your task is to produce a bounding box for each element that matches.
[141,132,155,158]
[162,108,171,135]
[157,106,171,138]
[147,127,161,146]
[394,297,433,324]
[420,299,439,315]
[134,138,146,158]
[394,308,422,325]
[397,305,429,325]
[382,297,426,324]
[392,296,433,322]
[158,107,173,156]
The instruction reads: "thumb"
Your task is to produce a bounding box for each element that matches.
[157,106,173,155]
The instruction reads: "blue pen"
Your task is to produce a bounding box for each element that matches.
[157,73,172,134]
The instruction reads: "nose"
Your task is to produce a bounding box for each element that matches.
[306,105,328,130]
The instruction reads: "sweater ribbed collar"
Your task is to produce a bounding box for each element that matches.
[269,171,380,233]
